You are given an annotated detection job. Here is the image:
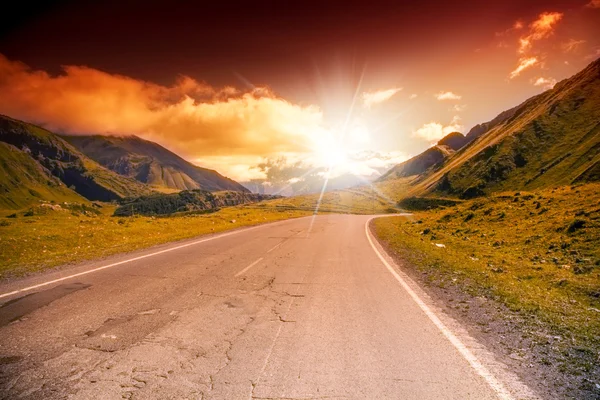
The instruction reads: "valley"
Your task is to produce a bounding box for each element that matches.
[0,56,599,399]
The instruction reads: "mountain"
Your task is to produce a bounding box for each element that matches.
[378,145,455,181]
[437,131,468,150]
[463,104,520,143]
[0,115,152,208]
[62,135,249,193]
[378,132,466,182]
[380,58,600,199]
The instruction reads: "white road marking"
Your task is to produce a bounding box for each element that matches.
[234,257,264,277]
[266,242,283,253]
[0,221,292,300]
[365,217,515,400]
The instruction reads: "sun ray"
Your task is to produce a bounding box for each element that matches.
[306,168,331,236]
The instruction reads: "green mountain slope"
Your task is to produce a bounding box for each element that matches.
[62,135,249,193]
[381,58,600,199]
[0,115,152,207]
[0,141,86,209]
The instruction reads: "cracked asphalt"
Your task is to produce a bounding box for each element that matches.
[0,214,529,399]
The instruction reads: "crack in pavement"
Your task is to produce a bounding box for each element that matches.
[206,315,256,395]
[249,264,313,400]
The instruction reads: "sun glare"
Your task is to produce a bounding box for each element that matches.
[312,122,372,172]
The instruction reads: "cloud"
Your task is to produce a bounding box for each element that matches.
[362,87,402,108]
[0,54,411,184]
[561,39,586,53]
[0,54,328,161]
[412,116,463,143]
[586,0,600,8]
[509,57,539,79]
[435,91,461,101]
[452,104,467,112]
[584,47,600,60]
[495,20,524,37]
[518,12,563,54]
[533,77,557,89]
[409,93,418,99]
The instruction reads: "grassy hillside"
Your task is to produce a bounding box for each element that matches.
[62,134,249,192]
[377,58,600,201]
[409,59,600,198]
[373,183,600,397]
[0,115,152,208]
[0,142,86,209]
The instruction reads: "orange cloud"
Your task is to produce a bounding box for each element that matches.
[561,39,586,53]
[435,91,461,101]
[495,20,524,37]
[586,0,600,8]
[362,87,402,108]
[0,54,328,159]
[510,57,539,79]
[518,12,563,54]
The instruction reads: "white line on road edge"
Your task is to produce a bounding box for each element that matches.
[0,222,288,300]
[365,218,515,400]
[235,257,264,277]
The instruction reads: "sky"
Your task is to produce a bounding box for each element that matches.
[0,0,599,193]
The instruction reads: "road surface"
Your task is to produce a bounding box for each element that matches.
[0,214,536,399]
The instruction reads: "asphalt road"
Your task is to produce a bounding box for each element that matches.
[0,214,538,399]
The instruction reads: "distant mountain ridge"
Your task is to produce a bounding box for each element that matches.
[380,58,600,199]
[62,135,249,193]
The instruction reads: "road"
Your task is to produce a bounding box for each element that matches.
[0,214,537,400]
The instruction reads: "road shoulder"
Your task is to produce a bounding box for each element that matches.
[367,218,553,400]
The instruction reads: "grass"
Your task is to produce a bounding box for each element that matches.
[0,203,311,279]
[0,142,87,209]
[373,183,600,375]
